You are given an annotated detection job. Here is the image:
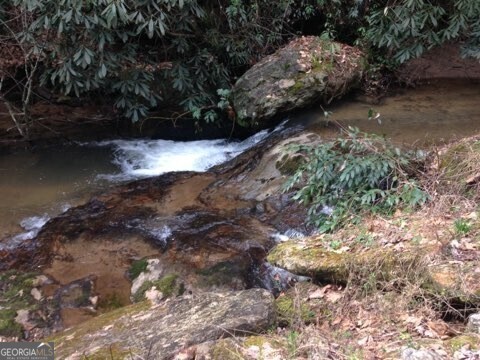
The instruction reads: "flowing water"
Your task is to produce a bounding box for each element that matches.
[0,79,478,331]
[0,127,278,240]
[1,80,479,241]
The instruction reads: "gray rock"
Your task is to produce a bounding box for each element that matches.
[53,288,275,360]
[54,276,96,309]
[402,348,443,360]
[30,287,42,301]
[130,258,164,297]
[453,348,480,360]
[232,36,364,124]
[467,313,480,334]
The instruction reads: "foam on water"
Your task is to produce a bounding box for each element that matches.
[0,215,51,250]
[94,121,286,180]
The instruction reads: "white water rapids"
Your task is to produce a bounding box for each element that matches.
[93,123,284,180]
[1,122,286,242]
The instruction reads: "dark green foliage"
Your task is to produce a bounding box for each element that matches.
[2,1,478,129]
[1,0,319,124]
[365,0,480,63]
[284,127,428,232]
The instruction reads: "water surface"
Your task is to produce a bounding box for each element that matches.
[1,80,479,240]
[306,80,480,146]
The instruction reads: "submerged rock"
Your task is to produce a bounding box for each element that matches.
[52,289,275,360]
[2,127,318,332]
[232,36,365,124]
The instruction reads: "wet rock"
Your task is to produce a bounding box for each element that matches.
[165,209,275,281]
[467,313,480,333]
[2,126,319,331]
[54,276,96,309]
[232,36,364,124]
[401,347,444,360]
[52,289,275,360]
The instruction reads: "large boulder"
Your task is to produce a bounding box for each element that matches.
[232,36,365,124]
[52,289,275,360]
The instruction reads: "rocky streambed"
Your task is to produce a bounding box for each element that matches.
[2,124,480,360]
[1,36,480,358]
[0,125,320,340]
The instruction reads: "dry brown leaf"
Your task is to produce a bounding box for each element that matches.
[359,318,373,329]
[308,285,331,300]
[400,314,423,327]
[332,316,343,326]
[325,291,343,303]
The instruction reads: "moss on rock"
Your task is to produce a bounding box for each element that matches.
[50,289,274,360]
[132,273,180,303]
[267,240,425,284]
[128,259,148,280]
[0,270,41,338]
[446,334,480,352]
[275,153,305,176]
[0,310,23,338]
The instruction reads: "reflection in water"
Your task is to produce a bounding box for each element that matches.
[305,80,480,146]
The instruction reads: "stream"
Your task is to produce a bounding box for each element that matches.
[0,79,479,331]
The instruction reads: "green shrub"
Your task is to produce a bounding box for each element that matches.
[365,0,480,63]
[1,0,319,125]
[284,127,427,232]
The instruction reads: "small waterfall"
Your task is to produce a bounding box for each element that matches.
[92,121,287,180]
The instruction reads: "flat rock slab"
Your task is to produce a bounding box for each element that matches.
[53,289,275,359]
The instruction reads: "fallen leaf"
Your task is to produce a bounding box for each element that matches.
[308,285,331,300]
[357,335,372,346]
[325,291,343,303]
